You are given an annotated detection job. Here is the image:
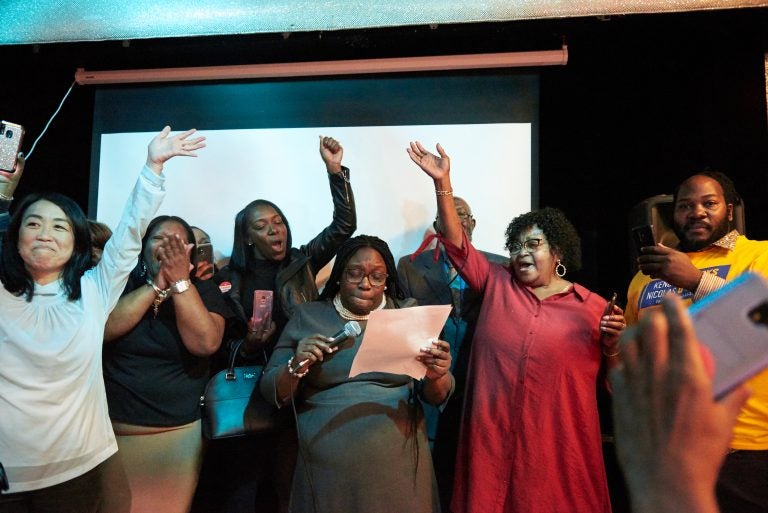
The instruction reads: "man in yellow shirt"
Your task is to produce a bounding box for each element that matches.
[625,170,768,513]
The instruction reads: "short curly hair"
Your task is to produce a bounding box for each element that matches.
[504,207,582,271]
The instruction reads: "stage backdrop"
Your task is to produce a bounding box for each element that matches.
[91,72,537,266]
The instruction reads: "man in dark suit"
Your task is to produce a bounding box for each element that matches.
[397,196,507,510]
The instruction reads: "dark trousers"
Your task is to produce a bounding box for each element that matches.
[191,427,296,513]
[717,449,768,513]
[0,458,107,513]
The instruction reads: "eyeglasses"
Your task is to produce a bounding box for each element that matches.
[509,238,548,255]
[344,268,388,287]
[457,212,473,221]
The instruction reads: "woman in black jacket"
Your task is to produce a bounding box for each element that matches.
[194,136,356,513]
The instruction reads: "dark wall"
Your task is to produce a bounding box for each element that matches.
[1,8,766,304]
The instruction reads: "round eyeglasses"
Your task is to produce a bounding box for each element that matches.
[509,238,548,255]
[344,268,388,287]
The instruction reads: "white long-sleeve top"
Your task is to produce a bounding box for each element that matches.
[0,165,165,493]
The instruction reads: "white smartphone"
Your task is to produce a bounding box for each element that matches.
[689,272,768,399]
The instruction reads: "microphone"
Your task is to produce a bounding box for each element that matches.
[291,320,361,372]
[327,320,362,347]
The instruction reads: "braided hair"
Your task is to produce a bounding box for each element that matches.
[320,234,405,301]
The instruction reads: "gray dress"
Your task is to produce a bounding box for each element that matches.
[261,299,440,513]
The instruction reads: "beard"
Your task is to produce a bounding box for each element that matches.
[675,217,731,252]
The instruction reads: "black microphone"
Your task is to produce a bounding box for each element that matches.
[291,321,361,373]
[327,320,362,347]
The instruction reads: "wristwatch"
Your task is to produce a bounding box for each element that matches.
[170,279,191,295]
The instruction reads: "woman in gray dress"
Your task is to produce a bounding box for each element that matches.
[260,235,453,513]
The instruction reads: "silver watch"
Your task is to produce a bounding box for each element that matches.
[171,279,191,294]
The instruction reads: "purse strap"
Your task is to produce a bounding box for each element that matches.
[225,340,268,381]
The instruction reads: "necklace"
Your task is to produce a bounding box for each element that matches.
[333,293,386,321]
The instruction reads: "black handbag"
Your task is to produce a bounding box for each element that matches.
[200,340,281,439]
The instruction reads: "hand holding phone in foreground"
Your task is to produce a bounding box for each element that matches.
[0,150,24,201]
[610,295,750,513]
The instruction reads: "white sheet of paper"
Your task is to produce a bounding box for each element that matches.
[349,305,452,380]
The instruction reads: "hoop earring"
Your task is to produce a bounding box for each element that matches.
[555,260,566,278]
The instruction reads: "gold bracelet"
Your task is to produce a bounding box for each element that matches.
[146,278,171,318]
[602,346,620,357]
[435,189,453,196]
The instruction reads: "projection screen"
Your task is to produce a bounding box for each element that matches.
[91,71,538,267]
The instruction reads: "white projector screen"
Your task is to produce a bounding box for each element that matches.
[90,72,538,268]
[96,123,530,262]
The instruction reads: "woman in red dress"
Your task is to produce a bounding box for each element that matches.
[408,141,626,513]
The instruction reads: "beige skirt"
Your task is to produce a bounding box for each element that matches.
[100,420,204,513]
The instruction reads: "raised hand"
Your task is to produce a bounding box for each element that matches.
[0,152,25,200]
[407,141,450,181]
[146,126,206,174]
[319,136,343,174]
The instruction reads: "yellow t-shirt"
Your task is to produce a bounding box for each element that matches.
[625,235,768,449]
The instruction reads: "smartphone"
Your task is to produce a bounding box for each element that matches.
[194,243,214,267]
[632,224,656,252]
[0,121,24,172]
[251,290,273,331]
[603,292,617,316]
[689,272,768,399]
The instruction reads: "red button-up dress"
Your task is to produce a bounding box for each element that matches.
[445,238,612,513]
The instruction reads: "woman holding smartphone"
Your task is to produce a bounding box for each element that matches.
[0,127,203,512]
[194,136,356,513]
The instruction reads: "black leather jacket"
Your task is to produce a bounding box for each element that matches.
[216,168,356,351]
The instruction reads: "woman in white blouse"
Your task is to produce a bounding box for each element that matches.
[0,127,204,513]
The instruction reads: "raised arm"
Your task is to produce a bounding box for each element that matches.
[0,153,24,232]
[406,141,462,248]
[96,127,206,315]
[301,136,357,271]
[319,135,343,175]
[145,126,206,176]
